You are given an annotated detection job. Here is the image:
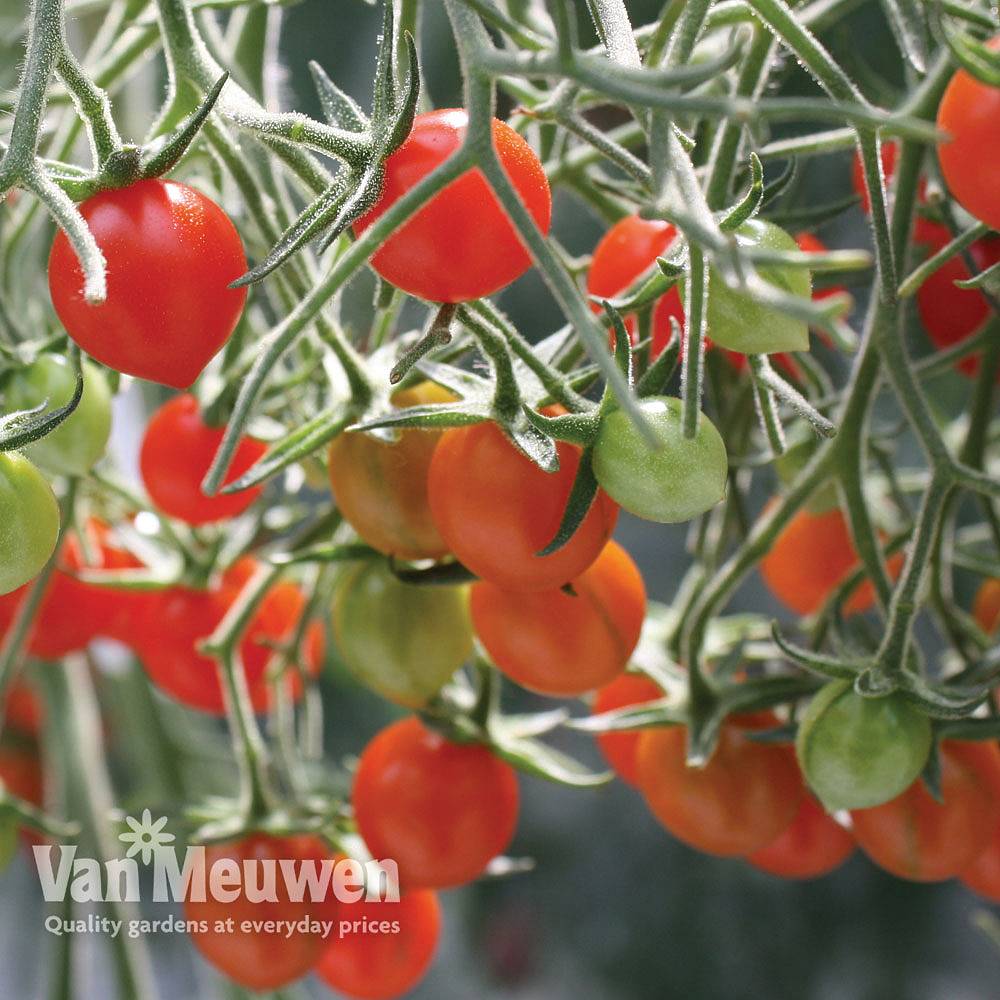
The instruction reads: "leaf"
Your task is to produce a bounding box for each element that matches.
[879,0,928,73]
[0,365,83,452]
[537,445,600,555]
[349,401,491,433]
[489,730,613,788]
[309,60,367,131]
[720,152,764,232]
[567,698,686,734]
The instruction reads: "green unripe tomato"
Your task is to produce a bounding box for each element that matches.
[592,396,728,523]
[4,355,112,477]
[796,679,932,811]
[332,559,473,708]
[706,219,811,354]
[0,452,60,595]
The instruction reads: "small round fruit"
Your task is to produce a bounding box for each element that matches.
[592,673,663,785]
[4,355,112,477]
[332,559,472,708]
[795,679,932,811]
[635,714,803,857]
[428,420,618,591]
[328,381,452,560]
[315,889,442,1000]
[48,179,248,389]
[747,795,854,880]
[0,453,59,595]
[592,396,727,524]
[353,109,551,302]
[961,821,1000,903]
[704,219,811,354]
[139,394,266,526]
[470,540,646,697]
[852,740,1000,881]
[353,716,519,890]
[937,36,1000,231]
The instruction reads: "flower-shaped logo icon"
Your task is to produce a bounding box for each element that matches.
[119,809,175,865]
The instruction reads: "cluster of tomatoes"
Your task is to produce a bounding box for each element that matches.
[0,29,998,999]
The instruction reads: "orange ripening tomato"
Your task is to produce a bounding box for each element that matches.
[328,381,453,560]
[315,889,442,1000]
[586,215,684,358]
[974,578,1000,635]
[635,714,804,857]
[184,834,338,991]
[353,716,519,890]
[592,673,663,786]
[470,540,645,697]
[851,740,1000,881]
[427,421,619,591]
[760,504,903,616]
[748,795,854,880]
[353,109,551,303]
[960,821,1000,904]
[140,394,267,526]
[937,35,1000,231]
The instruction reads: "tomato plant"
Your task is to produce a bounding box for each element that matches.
[139,394,266,525]
[937,36,1000,231]
[0,452,59,596]
[332,558,471,708]
[428,420,618,591]
[328,381,452,560]
[635,715,804,857]
[795,679,932,810]
[354,109,551,302]
[315,889,442,1000]
[470,540,646,697]
[3,354,112,477]
[184,833,337,991]
[591,673,663,786]
[851,741,1000,881]
[353,716,520,890]
[747,794,854,880]
[593,396,728,524]
[48,179,248,389]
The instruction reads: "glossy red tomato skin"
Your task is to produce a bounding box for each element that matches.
[960,821,1000,903]
[635,714,804,857]
[140,394,267,525]
[748,795,854,880]
[937,36,1000,230]
[760,504,903,616]
[136,559,322,715]
[354,110,551,302]
[470,540,645,697]
[851,741,1000,882]
[315,889,442,1000]
[353,717,519,890]
[48,179,247,389]
[592,674,662,786]
[915,224,1000,380]
[586,215,684,357]
[184,833,338,991]
[427,421,618,592]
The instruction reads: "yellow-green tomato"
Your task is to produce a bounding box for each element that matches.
[592,396,728,523]
[706,219,811,354]
[0,452,60,595]
[332,560,473,708]
[796,679,932,811]
[4,355,112,477]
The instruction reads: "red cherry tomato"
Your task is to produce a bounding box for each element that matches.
[2,681,43,737]
[635,714,804,857]
[760,504,904,616]
[960,821,1000,904]
[915,227,1000,380]
[354,109,551,302]
[591,673,663,786]
[851,740,1000,881]
[427,420,618,592]
[586,215,684,357]
[136,559,323,715]
[184,833,337,991]
[315,889,442,1000]
[48,179,247,389]
[974,578,1000,635]
[140,394,266,526]
[937,36,1000,231]
[470,540,645,697]
[353,716,519,890]
[747,795,854,880]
